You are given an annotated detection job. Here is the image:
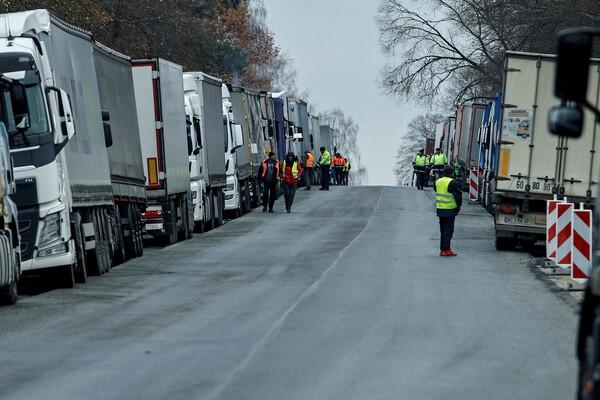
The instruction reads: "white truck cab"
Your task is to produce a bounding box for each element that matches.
[221,85,244,216]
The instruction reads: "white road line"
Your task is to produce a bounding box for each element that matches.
[205,188,384,399]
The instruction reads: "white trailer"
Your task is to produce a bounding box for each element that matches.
[493,51,600,249]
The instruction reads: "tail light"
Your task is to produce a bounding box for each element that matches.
[143,210,163,219]
[499,204,517,215]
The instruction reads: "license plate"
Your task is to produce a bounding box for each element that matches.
[534,215,547,225]
[503,216,530,225]
[145,223,163,231]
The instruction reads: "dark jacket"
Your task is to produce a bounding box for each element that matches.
[435,178,462,217]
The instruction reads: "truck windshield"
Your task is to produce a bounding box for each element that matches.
[0,53,49,148]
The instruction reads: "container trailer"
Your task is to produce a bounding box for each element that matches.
[0,10,116,286]
[492,51,600,249]
[183,72,227,231]
[132,58,193,244]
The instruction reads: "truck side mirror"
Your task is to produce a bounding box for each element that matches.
[549,105,584,137]
[555,32,593,103]
[103,122,113,148]
[232,123,243,152]
[59,89,75,140]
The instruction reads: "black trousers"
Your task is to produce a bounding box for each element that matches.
[262,180,277,210]
[414,167,425,190]
[439,216,455,251]
[321,165,330,189]
[282,182,297,211]
[305,167,313,189]
[335,167,344,185]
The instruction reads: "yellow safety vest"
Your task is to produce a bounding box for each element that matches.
[413,154,428,167]
[431,153,447,166]
[320,151,331,166]
[435,177,458,210]
[291,161,299,178]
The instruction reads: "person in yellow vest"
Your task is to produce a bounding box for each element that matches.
[282,152,303,213]
[318,147,331,191]
[304,151,315,191]
[412,149,428,190]
[435,165,462,256]
[343,158,351,186]
[429,148,448,181]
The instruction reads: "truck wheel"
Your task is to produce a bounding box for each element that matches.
[216,192,224,227]
[0,281,18,305]
[124,204,136,259]
[72,213,88,283]
[134,208,144,257]
[243,183,251,213]
[495,236,515,251]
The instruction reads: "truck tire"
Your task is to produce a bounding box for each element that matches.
[72,214,88,284]
[243,182,251,213]
[216,191,225,227]
[134,207,144,258]
[0,281,18,305]
[495,236,516,251]
[124,204,136,259]
[214,192,223,227]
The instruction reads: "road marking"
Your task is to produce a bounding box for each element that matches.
[204,188,384,399]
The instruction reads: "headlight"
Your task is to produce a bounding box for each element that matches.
[39,212,61,248]
[38,243,68,257]
[226,184,235,192]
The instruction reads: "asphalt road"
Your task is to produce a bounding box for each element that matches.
[0,187,578,399]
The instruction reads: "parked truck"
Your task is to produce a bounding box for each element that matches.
[183,71,226,231]
[492,51,600,250]
[93,42,145,262]
[0,10,117,286]
[0,76,21,304]
[132,58,193,244]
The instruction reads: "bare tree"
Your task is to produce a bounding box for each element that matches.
[394,113,444,185]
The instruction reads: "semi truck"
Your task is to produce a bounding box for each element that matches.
[0,10,116,286]
[272,95,287,161]
[132,58,193,244]
[93,42,145,262]
[477,93,503,211]
[0,76,22,304]
[492,51,600,250]
[182,71,226,231]
[453,103,485,173]
[223,84,251,217]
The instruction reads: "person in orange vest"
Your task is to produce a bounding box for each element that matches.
[304,151,315,190]
[281,152,303,213]
[332,153,346,186]
[258,152,279,213]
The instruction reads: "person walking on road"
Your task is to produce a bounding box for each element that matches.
[258,152,279,213]
[429,148,448,181]
[412,149,428,190]
[282,152,303,213]
[435,165,462,256]
[333,153,346,186]
[304,151,315,190]
[343,158,351,186]
[318,147,331,190]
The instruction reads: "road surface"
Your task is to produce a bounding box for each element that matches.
[0,187,578,399]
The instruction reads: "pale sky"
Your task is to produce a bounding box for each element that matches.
[263,0,424,186]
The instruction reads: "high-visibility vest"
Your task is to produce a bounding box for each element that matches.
[343,161,351,171]
[319,151,331,165]
[435,177,458,210]
[306,153,314,168]
[334,157,346,167]
[284,161,300,179]
[261,159,279,178]
[430,153,447,166]
[413,154,428,167]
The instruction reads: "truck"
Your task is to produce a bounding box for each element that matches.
[0,75,21,304]
[492,51,600,250]
[452,103,485,186]
[93,42,145,262]
[272,95,287,161]
[182,71,226,232]
[0,10,116,286]
[246,89,267,207]
[223,84,251,217]
[477,93,503,211]
[132,58,193,244]
[221,84,245,218]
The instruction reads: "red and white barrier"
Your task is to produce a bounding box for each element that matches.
[469,168,478,202]
[572,209,592,282]
[556,202,574,268]
[546,200,562,261]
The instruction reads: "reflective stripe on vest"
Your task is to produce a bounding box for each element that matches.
[435,177,458,210]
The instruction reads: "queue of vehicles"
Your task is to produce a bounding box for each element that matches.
[0,9,335,305]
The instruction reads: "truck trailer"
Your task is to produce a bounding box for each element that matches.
[492,51,600,250]
[0,10,116,286]
[132,58,193,244]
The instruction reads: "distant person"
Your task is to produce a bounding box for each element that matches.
[258,152,279,213]
[304,151,314,190]
[333,153,346,186]
[412,149,428,190]
[318,147,331,190]
[282,152,303,213]
[343,158,351,186]
[435,165,462,256]
[429,147,448,181]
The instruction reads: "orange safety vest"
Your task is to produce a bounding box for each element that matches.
[261,159,279,178]
[333,156,346,167]
[306,153,314,168]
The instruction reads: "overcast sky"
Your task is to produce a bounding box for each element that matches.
[263,0,424,186]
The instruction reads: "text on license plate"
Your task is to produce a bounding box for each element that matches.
[503,216,530,225]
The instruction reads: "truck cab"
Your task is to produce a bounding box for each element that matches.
[221,85,244,217]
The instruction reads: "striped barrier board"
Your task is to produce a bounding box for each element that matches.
[572,209,592,282]
[556,203,574,268]
[546,200,562,261]
[469,168,478,202]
